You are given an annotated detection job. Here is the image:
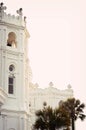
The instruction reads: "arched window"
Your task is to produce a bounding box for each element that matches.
[8,64,15,94]
[8,76,15,94]
[7,32,17,48]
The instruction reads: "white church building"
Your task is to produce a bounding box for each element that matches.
[0,3,73,130]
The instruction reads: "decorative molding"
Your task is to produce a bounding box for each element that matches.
[0,21,25,30]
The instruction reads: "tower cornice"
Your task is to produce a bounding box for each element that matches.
[0,21,25,30]
[0,2,26,28]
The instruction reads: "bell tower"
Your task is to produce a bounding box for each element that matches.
[0,3,31,130]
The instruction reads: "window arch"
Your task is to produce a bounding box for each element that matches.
[7,32,17,48]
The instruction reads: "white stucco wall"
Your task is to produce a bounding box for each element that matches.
[28,83,73,126]
[0,4,31,130]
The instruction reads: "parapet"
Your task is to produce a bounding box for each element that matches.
[0,2,26,27]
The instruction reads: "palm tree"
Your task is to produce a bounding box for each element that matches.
[54,106,70,130]
[59,98,86,130]
[33,102,70,130]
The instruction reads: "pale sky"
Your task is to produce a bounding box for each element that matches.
[2,0,86,129]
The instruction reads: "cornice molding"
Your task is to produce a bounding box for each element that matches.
[0,21,25,30]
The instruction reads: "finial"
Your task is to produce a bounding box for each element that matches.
[16,8,23,16]
[24,16,26,22]
[0,2,7,13]
[49,82,54,87]
[67,84,72,89]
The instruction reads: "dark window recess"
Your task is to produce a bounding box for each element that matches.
[9,65,14,72]
[7,43,12,47]
[8,77,14,94]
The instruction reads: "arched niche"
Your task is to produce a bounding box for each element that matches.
[7,32,17,48]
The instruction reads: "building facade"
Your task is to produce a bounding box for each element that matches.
[28,82,73,128]
[0,3,31,130]
[0,3,73,130]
